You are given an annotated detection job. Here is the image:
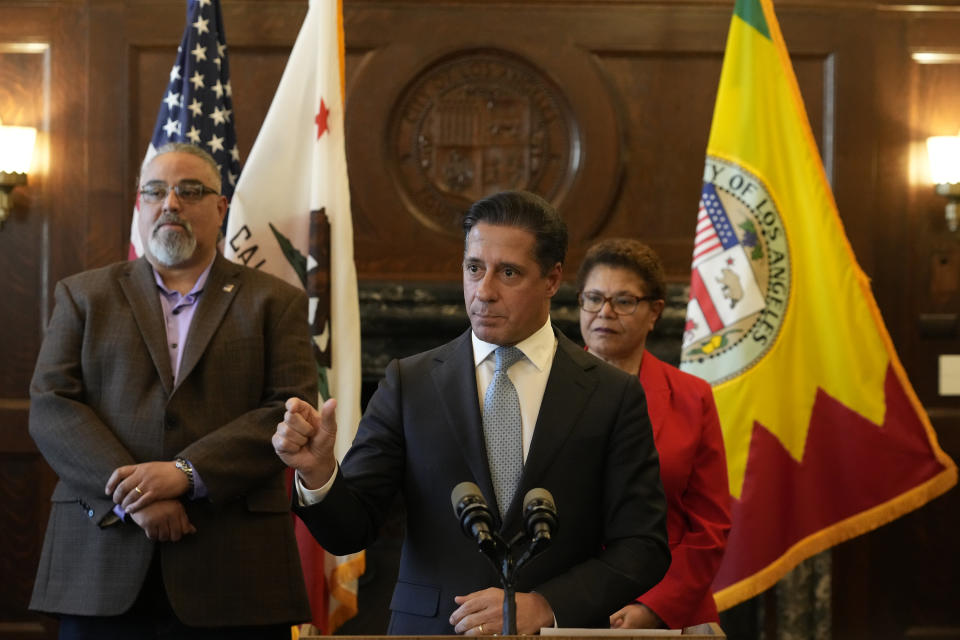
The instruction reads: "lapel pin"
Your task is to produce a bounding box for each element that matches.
[223,284,235,293]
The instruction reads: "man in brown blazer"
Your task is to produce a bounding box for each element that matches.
[28,143,313,638]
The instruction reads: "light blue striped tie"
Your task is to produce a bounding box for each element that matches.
[483,346,525,518]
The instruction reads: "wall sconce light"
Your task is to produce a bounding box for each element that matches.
[0,119,38,229]
[927,134,960,233]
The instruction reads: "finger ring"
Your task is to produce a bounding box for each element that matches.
[134,486,143,495]
[478,624,484,634]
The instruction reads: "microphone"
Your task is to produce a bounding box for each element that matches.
[451,482,498,554]
[451,484,557,637]
[522,488,558,545]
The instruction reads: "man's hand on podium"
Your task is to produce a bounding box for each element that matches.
[450,587,554,635]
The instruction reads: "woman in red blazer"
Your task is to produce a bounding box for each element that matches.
[578,238,731,629]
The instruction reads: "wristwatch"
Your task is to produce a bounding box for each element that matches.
[174,457,195,494]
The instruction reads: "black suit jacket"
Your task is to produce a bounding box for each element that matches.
[295,328,669,634]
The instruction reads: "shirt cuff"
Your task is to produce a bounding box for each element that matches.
[295,464,338,506]
[98,505,124,528]
[190,465,207,500]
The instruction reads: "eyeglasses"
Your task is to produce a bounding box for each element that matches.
[578,291,658,315]
[138,180,220,204]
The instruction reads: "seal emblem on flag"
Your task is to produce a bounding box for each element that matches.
[681,155,791,385]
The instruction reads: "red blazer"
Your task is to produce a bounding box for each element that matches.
[637,351,731,628]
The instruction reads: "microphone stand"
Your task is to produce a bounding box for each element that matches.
[454,484,557,636]
[498,551,517,635]
[477,531,548,635]
[471,530,518,635]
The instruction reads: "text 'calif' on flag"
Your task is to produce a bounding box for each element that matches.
[129,0,240,259]
[222,0,363,632]
[680,0,957,611]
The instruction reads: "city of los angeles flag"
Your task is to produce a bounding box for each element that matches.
[223,0,363,631]
[681,0,957,609]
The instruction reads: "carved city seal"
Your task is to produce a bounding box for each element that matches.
[389,50,579,235]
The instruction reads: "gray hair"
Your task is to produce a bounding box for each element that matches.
[140,142,221,191]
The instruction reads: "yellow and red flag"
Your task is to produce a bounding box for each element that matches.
[681,0,957,609]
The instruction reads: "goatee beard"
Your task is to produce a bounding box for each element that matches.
[149,214,197,267]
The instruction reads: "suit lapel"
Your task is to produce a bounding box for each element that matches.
[430,331,500,512]
[506,330,599,529]
[118,257,175,395]
[177,254,241,389]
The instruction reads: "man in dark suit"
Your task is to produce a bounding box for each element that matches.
[274,190,670,635]
[29,143,313,638]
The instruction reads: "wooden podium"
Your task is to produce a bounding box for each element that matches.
[302,625,726,639]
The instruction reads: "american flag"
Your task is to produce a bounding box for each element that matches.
[129,0,240,258]
[691,182,738,268]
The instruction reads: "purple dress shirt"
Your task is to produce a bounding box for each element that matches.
[111,261,214,521]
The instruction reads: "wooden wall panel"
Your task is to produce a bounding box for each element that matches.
[903,47,960,406]
[0,44,46,395]
[81,2,128,272]
[0,4,85,637]
[0,410,58,640]
[828,9,960,640]
[0,43,48,633]
[593,51,721,268]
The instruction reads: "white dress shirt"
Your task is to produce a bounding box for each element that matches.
[297,317,558,505]
[471,317,557,462]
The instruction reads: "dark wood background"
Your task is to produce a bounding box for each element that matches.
[1,1,958,638]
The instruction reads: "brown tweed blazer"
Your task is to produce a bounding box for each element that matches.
[29,254,313,626]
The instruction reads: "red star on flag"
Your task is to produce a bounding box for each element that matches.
[315,98,330,140]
